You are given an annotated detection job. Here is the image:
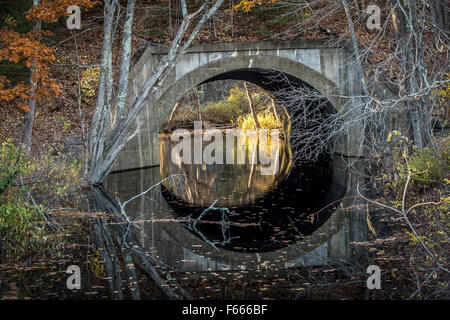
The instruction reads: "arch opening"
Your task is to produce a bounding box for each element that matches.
[158,68,346,253]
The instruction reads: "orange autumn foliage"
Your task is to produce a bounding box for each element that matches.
[28,0,97,23]
[0,0,97,112]
[0,29,61,111]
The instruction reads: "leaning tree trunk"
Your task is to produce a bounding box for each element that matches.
[86,0,225,185]
[87,185,192,300]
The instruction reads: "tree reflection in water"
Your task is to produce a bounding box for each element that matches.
[159,133,345,253]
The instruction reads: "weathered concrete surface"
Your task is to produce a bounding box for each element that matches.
[113,40,369,172]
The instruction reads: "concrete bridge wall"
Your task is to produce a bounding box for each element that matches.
[112,40,367,172]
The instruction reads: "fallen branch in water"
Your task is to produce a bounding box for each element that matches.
[88,176,192,300]
[186,200,241,251]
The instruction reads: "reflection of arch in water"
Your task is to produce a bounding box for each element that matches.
[160,153,346,253]
[103,154,356,272]
[157,65,343,254]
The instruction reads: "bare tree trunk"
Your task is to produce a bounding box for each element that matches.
[88,0,116,179]
[169,0,173,38]
[22,86,37,149]
[404,0,433,148]
[390,0,406,37]
[430,0,438,28]
[436,0,444,28]
[21,0,40,149]
[252,0,444,159]
[194,87,202,121]
[247,138,257,189]
[181,0,188,18]
[115,0,136,124]
[244,82,260,129]
[88,184,192,299]
[92,217,123,300]
[405,0,424,148]
[388,0,434,148]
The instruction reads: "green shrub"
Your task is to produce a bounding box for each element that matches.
[388,131,450,189]
[21,148,82,207]
[162,85,286,130]
[0,200,47,260]
[0,139,82,262]
[401,144,450,185]
[0,139,26,193]
[202,85,269,124]
[202,100,247,124]
[0,140,48,261]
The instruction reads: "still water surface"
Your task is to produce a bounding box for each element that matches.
[104,132,346,255]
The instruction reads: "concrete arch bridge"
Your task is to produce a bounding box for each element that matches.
[104,40,404,272]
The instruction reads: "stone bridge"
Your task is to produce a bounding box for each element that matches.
[104,40,400,271]
[112,40,377,172]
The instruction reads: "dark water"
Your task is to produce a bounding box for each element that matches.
[104,132,347,264]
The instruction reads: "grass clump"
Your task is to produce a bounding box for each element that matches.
[235,111,282,129]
